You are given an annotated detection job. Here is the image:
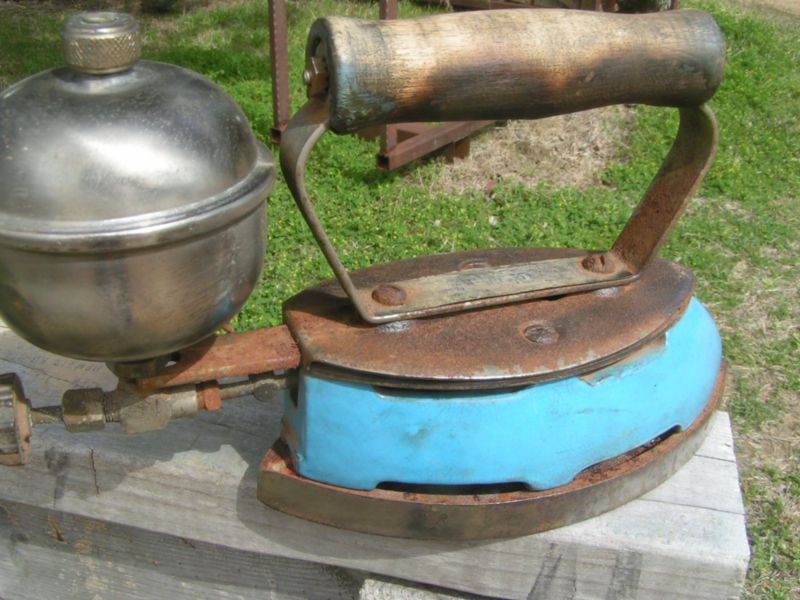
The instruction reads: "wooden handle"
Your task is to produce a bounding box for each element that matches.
[307,9,725,134]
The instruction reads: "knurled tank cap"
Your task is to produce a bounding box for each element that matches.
[62,12,141,75]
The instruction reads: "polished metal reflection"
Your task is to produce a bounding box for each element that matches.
[0,13,275,362]
[0,63,272,250]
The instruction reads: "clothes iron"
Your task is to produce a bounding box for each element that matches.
[0,8,726,540]
[258,7,727,539]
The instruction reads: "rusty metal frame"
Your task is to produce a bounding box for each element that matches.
[377,120,494,171]
[281,101,718,324]
[257,366,724,540]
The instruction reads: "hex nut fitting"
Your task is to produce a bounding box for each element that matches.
[104,385,197,434]
[62,388,106,432]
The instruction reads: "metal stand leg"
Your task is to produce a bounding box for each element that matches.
[269,0,290,144]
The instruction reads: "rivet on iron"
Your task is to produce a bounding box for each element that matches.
[372,284,406,306]
[523,323,559,345]
[581,252,615,274]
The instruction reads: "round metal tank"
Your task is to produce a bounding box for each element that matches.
[0,12,275,364]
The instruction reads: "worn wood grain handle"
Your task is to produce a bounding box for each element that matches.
[307,9,725,134]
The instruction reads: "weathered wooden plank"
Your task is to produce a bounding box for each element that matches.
[643,451,745,515]
[0,323,749,599]
[694,409,738,462]
[360,577,483,599]
[0,499,360,599]
[0,324,117,402]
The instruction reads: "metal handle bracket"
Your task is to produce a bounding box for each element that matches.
[281,99,717,324]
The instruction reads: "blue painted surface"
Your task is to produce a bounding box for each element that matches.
[285,298,722,491]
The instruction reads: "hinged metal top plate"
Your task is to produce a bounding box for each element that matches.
[284,248,694,390]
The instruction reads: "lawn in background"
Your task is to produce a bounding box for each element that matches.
[0,0,797,597]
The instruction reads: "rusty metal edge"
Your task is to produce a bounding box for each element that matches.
[256,366,724,540]
[305,288,689,390]
[285,252,695,390]
[135,326,301,390]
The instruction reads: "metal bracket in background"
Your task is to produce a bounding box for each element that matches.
[280,99,718,324]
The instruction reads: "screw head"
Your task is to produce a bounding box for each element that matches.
[523,323,559,345]
[581,252,615,274]
[372,284,406,306]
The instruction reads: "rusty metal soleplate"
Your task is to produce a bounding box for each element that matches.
[257,368,723,540]
[283,248,694,389]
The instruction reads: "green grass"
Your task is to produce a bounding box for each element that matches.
[1,0,798,596]
[609,6,800,596]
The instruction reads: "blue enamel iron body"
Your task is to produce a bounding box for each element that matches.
[287,298,720,492]
[258,8,727,539]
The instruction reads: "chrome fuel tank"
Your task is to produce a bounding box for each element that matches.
[0,12,274,363]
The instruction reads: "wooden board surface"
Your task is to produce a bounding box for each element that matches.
[0,322,750,599]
